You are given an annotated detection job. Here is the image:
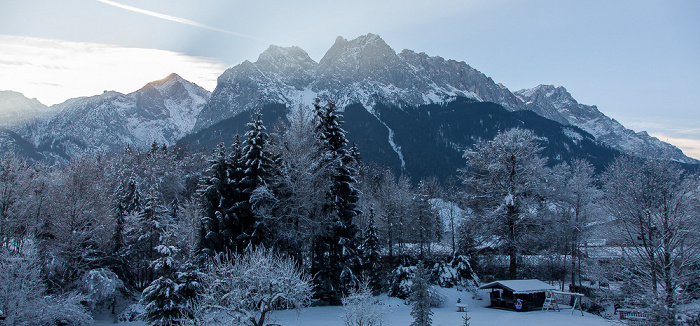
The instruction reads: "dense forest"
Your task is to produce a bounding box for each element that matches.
[1,100,699,325]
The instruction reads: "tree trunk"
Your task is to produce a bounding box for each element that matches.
[507,207,517,279]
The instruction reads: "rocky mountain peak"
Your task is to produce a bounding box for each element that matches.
[0,91,49,128]
[516,84,576,107]
[257,45,316,68]
[255,45,318,86]
[318,33,398,73]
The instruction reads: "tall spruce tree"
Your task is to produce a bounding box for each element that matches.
[198,140,242,256]
[411,261,433,326]
[311,99,362,304]
[141,245,200,326]
[113,175,140,255]
[362,209,383,295]
[237,111,275,252]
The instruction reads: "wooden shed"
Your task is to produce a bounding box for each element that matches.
[479,279,556,311]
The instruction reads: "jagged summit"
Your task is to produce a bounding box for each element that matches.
[195,33,518,131]
[3,34,696,165]
[320,33,395,66]
[193,33,697,164]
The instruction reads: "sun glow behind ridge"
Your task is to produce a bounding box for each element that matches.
[0,35,225,106]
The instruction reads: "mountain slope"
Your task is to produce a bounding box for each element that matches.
[181,97,620,182]
[515,85,696,164]
[18,73,210,161]
[195,33,696,165]
[0,91,53,128]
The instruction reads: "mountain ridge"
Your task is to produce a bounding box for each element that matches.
[196,33,697,164]
[6,73,210,161]
[1,34,697,167]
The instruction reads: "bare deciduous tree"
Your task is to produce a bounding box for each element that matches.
[604,156,700,324]
[197,247,313,326]
[461,128,548,279]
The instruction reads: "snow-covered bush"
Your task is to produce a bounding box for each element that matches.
[81,268,125,311]
[428,286,446,308]
[197,247,313,326]
[342,282,387,326]
[389,265,416,299]
[430,261,456,288]
[0,245,92,325]
[451,255,479,289]
[118,303,146,322]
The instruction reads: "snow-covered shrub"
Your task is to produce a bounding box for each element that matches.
[430,260,456,288]
[0,245,92,325]
[389,265,416,299]
[118,303,145,322]
[451,255,479,289]
[342,282,387,326]
[81,268,125,311]
[428,286,446,308]
[197,247,313,326]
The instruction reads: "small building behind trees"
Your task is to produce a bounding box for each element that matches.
[479,279,556,311]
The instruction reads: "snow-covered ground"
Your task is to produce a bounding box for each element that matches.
[272,287,617,326]
[102,287,619,326]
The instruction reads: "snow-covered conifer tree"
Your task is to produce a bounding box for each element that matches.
[237,110,276,251]
[362,210,383,295]
[141,245,186,325]
[311,99,362,304]
[410,262,433,326]
[198,140,241,255]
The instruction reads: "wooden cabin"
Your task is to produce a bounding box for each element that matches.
[479,279,556,311]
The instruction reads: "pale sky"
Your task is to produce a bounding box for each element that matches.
[1,0,699,159]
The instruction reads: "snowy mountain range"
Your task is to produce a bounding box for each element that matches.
[1,74,210,161]
[197,33,696,165]
[1,33,697,171]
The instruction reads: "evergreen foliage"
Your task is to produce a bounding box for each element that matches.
[362,210,383,295]
[410,262,433,326]
[141,245,200,325]
[311,99,362,304]
[141,245,180,326]
[237,110,276,251]
[198,139,243,255]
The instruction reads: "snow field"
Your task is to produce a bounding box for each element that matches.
[271,287,617,326]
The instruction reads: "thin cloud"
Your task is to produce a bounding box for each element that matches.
[96,0,271,43]
[0,35,226,106]
[648,133,700,161]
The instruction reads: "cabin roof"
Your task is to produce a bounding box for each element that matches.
[478,279,556,294]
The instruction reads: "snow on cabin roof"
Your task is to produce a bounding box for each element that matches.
[478,279,556,294]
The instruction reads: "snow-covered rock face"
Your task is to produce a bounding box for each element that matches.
[0,91,52,128]
[515,85,698,164]
[196,33,697,165]
[194,33,522,132]
[2,33,696,165]
[17,73,210,160]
